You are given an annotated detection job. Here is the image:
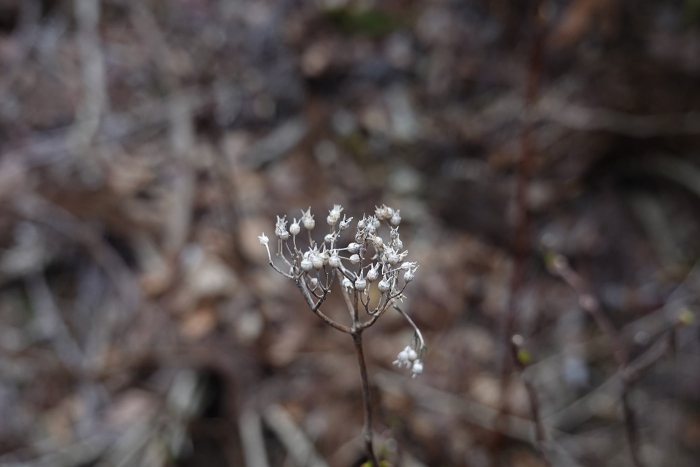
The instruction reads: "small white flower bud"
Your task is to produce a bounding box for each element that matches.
[390,227,399,239]
[367,264,379,282]
[347,242,360,253]
[320,250,330,265]
[258,233,269,246]
[373,236,384,248]
[357,217,366,229]
[412,360,423,378]
[329,252,341,268]
[339,215,353,231]
[342,277,353,291]
[390,210,401,226]
[324,233,334,243]
[290,220,300,236]
[301,208,315,230]
[301,258,312,272]
[378,279,390,293]
[355,275,366,291]
[275,215,289,239]
[404,269,415,282]
[408,349,417,361]
[309,277,319,289]
[350,254,361,264]
[394,239,403,250]
[312,255,324,270]
[372,217,381,229]
[355,231,365,243]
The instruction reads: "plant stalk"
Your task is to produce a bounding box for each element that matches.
[352,331,379,466]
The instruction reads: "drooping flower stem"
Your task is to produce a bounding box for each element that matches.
[352,330,379,466]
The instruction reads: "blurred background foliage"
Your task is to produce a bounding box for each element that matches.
[0,0,699,466]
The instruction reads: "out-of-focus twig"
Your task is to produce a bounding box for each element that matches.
[239,406,270,467]
[496,1,549,464]
[26,273,85,369]
[549,254,647,467]
[262,404,329,467]
[71,0,108,148]
[130,3,196,260]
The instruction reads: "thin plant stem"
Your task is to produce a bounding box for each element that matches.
[352,331,379,467]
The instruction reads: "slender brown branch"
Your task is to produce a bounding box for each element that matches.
[352,331,379,466]
[495,2,547,464]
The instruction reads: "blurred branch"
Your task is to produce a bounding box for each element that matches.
[263,404,329,467]
[71,0,108,148]
[239,406,270,467]
[549,254,648,467]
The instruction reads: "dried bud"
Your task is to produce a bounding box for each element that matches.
[301,258,312,272]
[258,233,269,246]
[367,264,380,282]
[411,360,423,378]
[350,254,361,264]
[378,279,390,293]
[290,220,300,236]
[347,242,360,254]
[355,274,367,291]
[329,252,341,268]
[342,277,353,291]
[373,236,384,248]
[339,215,353,231]
[390,210,401,226]
[312,255,324,270]
[301,208,315,230]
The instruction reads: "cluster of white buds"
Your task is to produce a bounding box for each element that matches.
[393,345,424,378]
[260,204,426,376]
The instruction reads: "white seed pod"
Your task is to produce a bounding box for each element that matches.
[320,250,330,265]
[373,236,384,248]
[301,208,315,230]
[394,239,403,250]
[342,277,353,291]
[355,275,366,291]
[404,269,415,282]
[357,217,366,229]
[309,277,319,289]
[408,349,418,361]
[390,210,401,226]
[350,254,361,264]
[300,258,312,272]
[329,253,341,268]
[324,233,334,243]
[372,217,381,229]
[347,242,360,254]
[390,227,399,239]
[290,220,301,236]
[378,279,390,293]
[375,205,387,220]
[386,206,394,217]
[339,215,353,231]
[412,360,423,377]
[366,264,379,282]
[279,230,289,241]
[258,233,269,246]
[386,250,399,265]
[355,231,365,243]
[312,255,324,270]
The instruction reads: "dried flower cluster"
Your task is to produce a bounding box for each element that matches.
[259,203,426,376]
